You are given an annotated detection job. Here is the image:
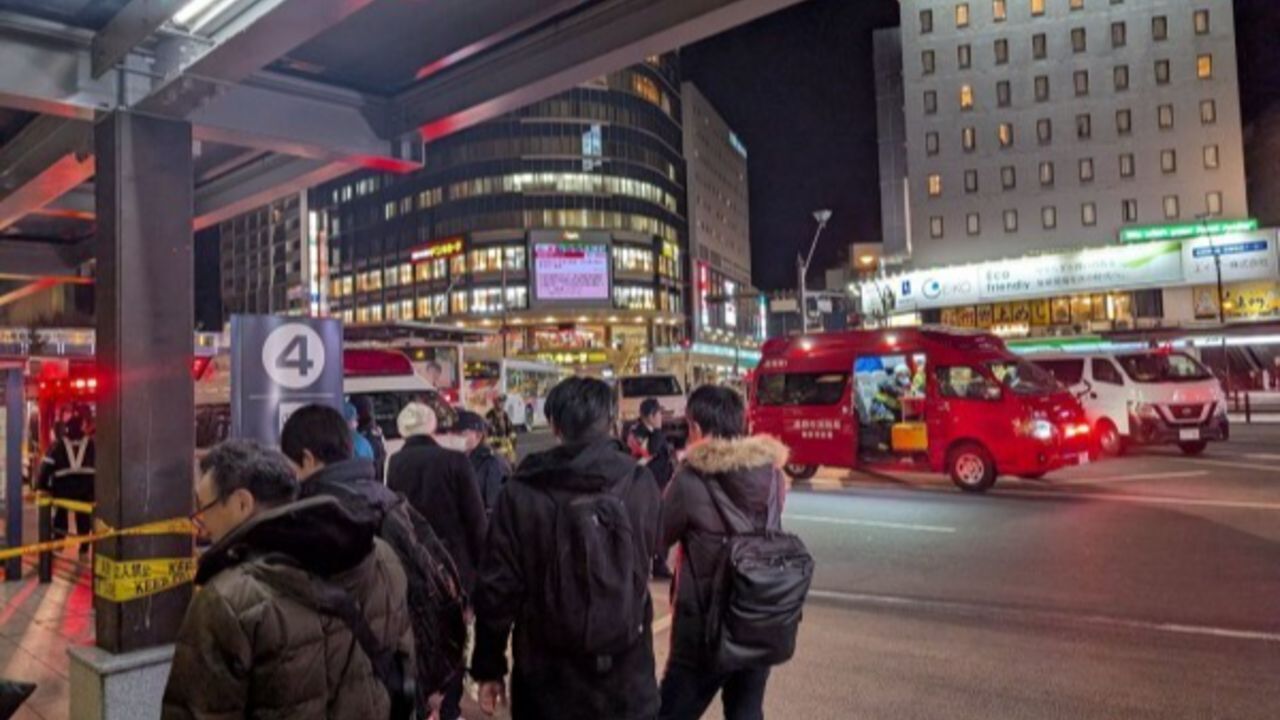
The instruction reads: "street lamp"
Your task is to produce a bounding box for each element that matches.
[1196,211,1229,392]
[797,209,833,334]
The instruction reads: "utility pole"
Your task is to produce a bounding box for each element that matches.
[500,260,509,356]
[1197,212,1229,392]
[799,209,833,333]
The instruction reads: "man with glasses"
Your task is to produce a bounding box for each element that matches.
[164,440,415,720]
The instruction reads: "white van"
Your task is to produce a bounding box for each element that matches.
[1030,351,1228,456]
[616,373,687,435]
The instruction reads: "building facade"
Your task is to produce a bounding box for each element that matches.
[882,0,1246,268]
[217,192,323,318]
[866,0,1260,336]
[319,58,689,371]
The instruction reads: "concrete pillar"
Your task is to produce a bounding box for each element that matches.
[91,110,194,655]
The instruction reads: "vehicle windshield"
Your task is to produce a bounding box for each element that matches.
[1116,352,1212,383]
[987,360,1063,396]
[620,376,683,397]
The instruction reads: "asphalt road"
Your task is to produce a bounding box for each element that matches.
[482,426,1280,719]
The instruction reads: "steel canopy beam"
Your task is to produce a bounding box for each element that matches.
[394,0,807,139]
[193,155,351,230]
[0,240,93,279]
[91,0,186,78]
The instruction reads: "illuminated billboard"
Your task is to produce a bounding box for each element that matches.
[530,230,612,307]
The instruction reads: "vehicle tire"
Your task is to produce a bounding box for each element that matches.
[783,464,819,481]
[948,442,997,493]
[1178,440,1209,456]
[524,405,535,434]
[1096,420,1124,458]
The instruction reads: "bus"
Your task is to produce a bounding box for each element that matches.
[464,359,565,431]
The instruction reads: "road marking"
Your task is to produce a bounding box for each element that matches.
[1178,457,1280,473]
[1244,453,1280,461]
[997,489,1280,511]
[785,514,957,534]
[1055,470,1208,485]
[808,589,1280,644]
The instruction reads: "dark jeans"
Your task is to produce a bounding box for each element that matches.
[53,509,91,543]
[659,662,770,720]
[440,674,463,720]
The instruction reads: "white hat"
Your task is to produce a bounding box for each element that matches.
[397,401,437,438]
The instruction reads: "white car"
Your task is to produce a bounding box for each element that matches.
[1030,350,1228,456]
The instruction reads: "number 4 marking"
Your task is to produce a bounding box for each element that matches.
[275,335,315,378]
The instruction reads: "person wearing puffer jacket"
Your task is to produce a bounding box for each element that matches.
[658,385,789,720]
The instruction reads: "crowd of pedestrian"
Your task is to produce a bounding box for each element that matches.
[162,376,812,720]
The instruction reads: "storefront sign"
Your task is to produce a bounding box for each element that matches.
[1120,218,1258,244]
[888,242,1182,312]
[410,237,463,262]
[1182,232,1278,285]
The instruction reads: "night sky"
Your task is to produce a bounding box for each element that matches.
[684,0,1280,292]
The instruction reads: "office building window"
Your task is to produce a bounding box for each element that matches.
[927,132,940,155]
[1031,0,1044,16]
[1201,99,1217,125]
[1155,60,1170,85]
[1039,161,1055,186]
[956,3,970,28]
[993,0,1007,22]
[997,80,1012,107]
[995,38,1009,64]
[960,84,975,109]
[1110,22,1125,48]
[1079,157,1095,182]
[1163,195,1180,219]
[1161,149,1177,173]
[928,174,943,197]
[1206,191,1223,215]
[923,50,936,75]
[998,123,1014,148]
[1073,27,1087,53]
[924,90,938,114]
[1204,144,1220,169]
[1158,104,1174,129]
[958,44,972,69]
[1071,0,1084,8]
[1033,33,1047,59]
[1114,65,1129,91]
[1035,75,1050,101]
[1074,70,1089,96]
[1122,199,1138,223]
[1077,113,1092,139]
[1198,54,1213,79]
[1082,202,1097,226]
[1042,206,1058,229]
[1152,15,1168,41]
[1116,109,1132,135]
[1004,209,1019,232]
[1120,153,1135,178]
[930,216,945,238]
[1037,118,1052,144]
[967,213,981,235]
[963,127,977,151]
[964,169,979,193]
[1001,165,1016,189]
[1194,9,1210,35]
[921,9,933,33]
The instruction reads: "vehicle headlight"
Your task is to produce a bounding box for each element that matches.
[1016,418,1055,440]
[1129,402,1161,420]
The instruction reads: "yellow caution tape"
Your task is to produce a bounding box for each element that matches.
[0,518,195,561]
[94,556,196,603]
[34,494,96,515]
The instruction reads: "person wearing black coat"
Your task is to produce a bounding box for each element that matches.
[388,401,488,595]
[471,377,662,720]
[37,414,95,552]
[455,411,510,517]
[658,386,789,720]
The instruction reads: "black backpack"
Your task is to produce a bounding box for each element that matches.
[539,469,648,667]
[377,498,468,708]
[704,474,814,673]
